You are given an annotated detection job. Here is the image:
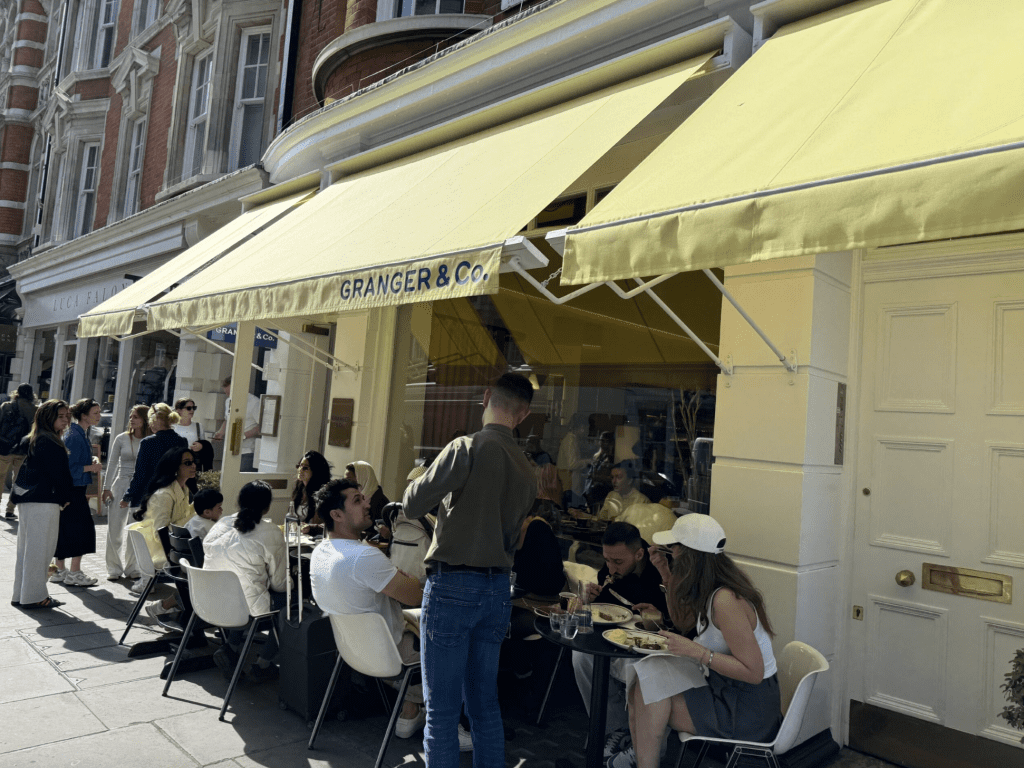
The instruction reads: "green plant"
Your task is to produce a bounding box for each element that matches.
[196,470,220,492]
[1000,648,1024,743]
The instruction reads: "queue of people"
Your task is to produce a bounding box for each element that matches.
[5,376,782,768]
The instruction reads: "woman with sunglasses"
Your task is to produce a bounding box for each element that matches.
[292,450,331,529]
[135,446,196,619]
[173,397,213,475]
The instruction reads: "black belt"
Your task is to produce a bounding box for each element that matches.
[426,561,511,576]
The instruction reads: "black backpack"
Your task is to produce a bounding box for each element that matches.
[0,402,29,455]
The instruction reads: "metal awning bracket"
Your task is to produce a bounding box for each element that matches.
[256,327,360,375]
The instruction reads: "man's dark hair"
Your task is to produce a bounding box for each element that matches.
[603,521,643,551]
[222,375,232,387]
[489,373,533,413]
[614,459,638,480]
[16,384,33,401]
[194,488,223,516]
[314,478,361,533]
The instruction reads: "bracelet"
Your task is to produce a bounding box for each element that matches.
[707,650,714,668]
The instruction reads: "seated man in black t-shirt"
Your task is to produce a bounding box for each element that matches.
[574,522,668,754]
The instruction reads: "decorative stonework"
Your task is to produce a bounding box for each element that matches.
[110,46,161,117]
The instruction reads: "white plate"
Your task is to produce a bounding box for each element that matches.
[601,628,670,654]
[589,603,633,625]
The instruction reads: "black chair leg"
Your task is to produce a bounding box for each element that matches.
[119,577,157,645]
[375,665,416,768]
[220,619,260,721]
[536,645,565,725]
[308,652,345,750]
[162,611,199,697]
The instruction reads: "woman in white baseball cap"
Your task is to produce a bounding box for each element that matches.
[612,514,781,768]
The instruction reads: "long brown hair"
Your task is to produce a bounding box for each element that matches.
[125,404,153,437]
[666,547,775,637]
[28,399,69,452]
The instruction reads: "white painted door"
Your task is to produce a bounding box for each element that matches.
[850,258,1024,747]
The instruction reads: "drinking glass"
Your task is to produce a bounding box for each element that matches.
[574,606,594,635]
[549,608,565,633]
[560,612,580,640]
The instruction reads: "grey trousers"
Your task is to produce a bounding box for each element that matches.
[12,502,61,604]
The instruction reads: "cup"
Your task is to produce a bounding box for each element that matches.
[549,608,566,633]
[574,606,594,635]
[559,592,576,610]
[641,608,663,632]
[560,611,579,640]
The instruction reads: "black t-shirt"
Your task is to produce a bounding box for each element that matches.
[513,518,565,596]
[595,553,667,616]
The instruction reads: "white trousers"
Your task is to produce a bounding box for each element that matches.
[105,503,139,577]
[12,502,61,604]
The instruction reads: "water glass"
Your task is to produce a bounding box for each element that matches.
[549,608,565,633]
[560,611,580,640]
[574,606,594,635]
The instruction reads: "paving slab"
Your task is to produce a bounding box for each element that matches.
[0,691,107,753]
[51,641,133,670]
[70,652,168,689]
[0,722,197,768]
[0,634,45,668]
[75,675,211,729]
[0,658,75,704]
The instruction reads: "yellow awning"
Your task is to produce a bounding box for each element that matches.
[145,55,713,331]
[77,191,314,337]
[562,0,1024,284]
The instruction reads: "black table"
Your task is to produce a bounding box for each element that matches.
[535,617,635,768]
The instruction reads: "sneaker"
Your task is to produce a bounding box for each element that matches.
[130,577,150,595]
[64,570,98,587]
[458,724,473,752]
[107,571,122,581]
[145,601,174,620]
[395,706,426,739]
[604,728,632,758]
[213,645,241,679]
[605,746,636,768]
[247,662,279,683]
[48,568,68,583]
[4,510,15,519]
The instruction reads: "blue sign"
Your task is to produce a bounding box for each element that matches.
[206,324,278,348]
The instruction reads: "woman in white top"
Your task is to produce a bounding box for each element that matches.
[620,515,781,768]
[172,397,203,452]
[101,404,150,580]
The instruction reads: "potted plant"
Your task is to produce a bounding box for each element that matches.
[1000,648,1024,743]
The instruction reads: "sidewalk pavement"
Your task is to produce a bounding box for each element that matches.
[0,509,896,768]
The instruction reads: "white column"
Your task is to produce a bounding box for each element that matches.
[220,320,254,508]
[710,252,852,741]
[69,335,88,402]
[110,335,135,435]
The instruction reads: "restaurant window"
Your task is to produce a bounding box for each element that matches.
[122,118,147,218]
[182,52,212,180]
[384,265,722,517]
[230,29,271,170]
[70,142,100,239]
[127,331,179,407]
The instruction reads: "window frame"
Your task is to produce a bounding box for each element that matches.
[122,117,147,218]
[228,27,272,171]
[88,0,119,69]
[135,0,160,35]
[384,0,465,20]
[70,141,101,239]
[181,51,213,181]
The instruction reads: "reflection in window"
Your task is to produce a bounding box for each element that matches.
[123,118,147,218]
[232,30,271,169]
[71,142,100,238]
[394,0,464,16]
[90,0,119,69]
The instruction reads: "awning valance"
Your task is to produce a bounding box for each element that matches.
[144,55,712,331]
[561,0,1024,284]
[77,190,314,337]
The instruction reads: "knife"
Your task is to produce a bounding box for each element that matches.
[607,587,633,609]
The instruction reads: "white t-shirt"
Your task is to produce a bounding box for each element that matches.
[186,515,215,540]
[309,538,404,645]
[225,394,261,454]
[173,422,201,445]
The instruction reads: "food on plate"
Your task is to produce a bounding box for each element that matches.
[596,609,616,622]
[633,636,666,651]
[605,629,630,645]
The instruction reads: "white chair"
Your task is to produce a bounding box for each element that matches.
[119,528,172,644]
[162,561,280,722]
[674,641,830,768]
[308,612,420,768]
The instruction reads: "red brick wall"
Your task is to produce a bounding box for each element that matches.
[8,85,38,112]
[93,91,122,227]
[0,208,24,234]
[0,170,28,203]
[13,47,43,69]
[22,0,46,15]
[0,125,35,164]
[17,19,47,44]
[72,77,111,101]
[290,0,346,123]
[323,39,445,100]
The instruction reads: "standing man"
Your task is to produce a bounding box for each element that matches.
[212,376,260,472]
[0,384,36,519]
[404,373,537,767]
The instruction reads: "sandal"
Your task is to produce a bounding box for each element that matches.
[21,597,64,609]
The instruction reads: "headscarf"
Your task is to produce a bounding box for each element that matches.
[351,460,380,499]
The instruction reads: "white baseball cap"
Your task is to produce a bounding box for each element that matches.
[651,513,727,554]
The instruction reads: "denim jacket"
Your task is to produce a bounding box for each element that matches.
[64,422,93,488]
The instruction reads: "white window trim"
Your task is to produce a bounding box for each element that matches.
[182,51,212,181]
[228,27,272,171]
[71,141,100,238]
[135,0,160,35]
[89,0,118,69]
[122,117,147,218]
[379,0,465,21]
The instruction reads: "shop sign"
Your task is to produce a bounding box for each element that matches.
[206,324,278,348]
[22,277,134,327]
[336,250,501,310]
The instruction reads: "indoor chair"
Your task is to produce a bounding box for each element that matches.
[308,612,420,768]
[162,560,280,721]
[673,641,830,768]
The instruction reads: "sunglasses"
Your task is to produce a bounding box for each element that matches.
[184,405,197,411]
[181,460,195,467]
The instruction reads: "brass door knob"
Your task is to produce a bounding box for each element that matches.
[895,570,915,587]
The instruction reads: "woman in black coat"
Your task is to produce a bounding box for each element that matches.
[10,400,75,609]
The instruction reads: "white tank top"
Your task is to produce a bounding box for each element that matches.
[695,587,777,679]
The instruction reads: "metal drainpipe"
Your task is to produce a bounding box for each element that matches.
[33,0,72,249]
[275,0,302,136]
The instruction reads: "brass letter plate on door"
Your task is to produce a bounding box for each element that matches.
[921,564,1011,604]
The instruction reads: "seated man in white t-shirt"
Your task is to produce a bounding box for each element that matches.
[309,478,427,739]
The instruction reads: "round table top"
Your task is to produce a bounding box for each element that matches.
[534,617,638,659]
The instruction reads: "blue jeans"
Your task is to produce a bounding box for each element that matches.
[227,590,286,661]
[421,570,512,768]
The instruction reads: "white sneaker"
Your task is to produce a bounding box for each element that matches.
[64,570,98,587]
[458,724,473,752]
[395,707,426,739]
[48,568,68,583]
[145,601,174,620]
[130,577,149,595]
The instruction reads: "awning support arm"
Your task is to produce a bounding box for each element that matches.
[701,269,797,373]
[169,329,265,374]
[506,256,730,374]
[624,278,732,376]
[257,328,359,374]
